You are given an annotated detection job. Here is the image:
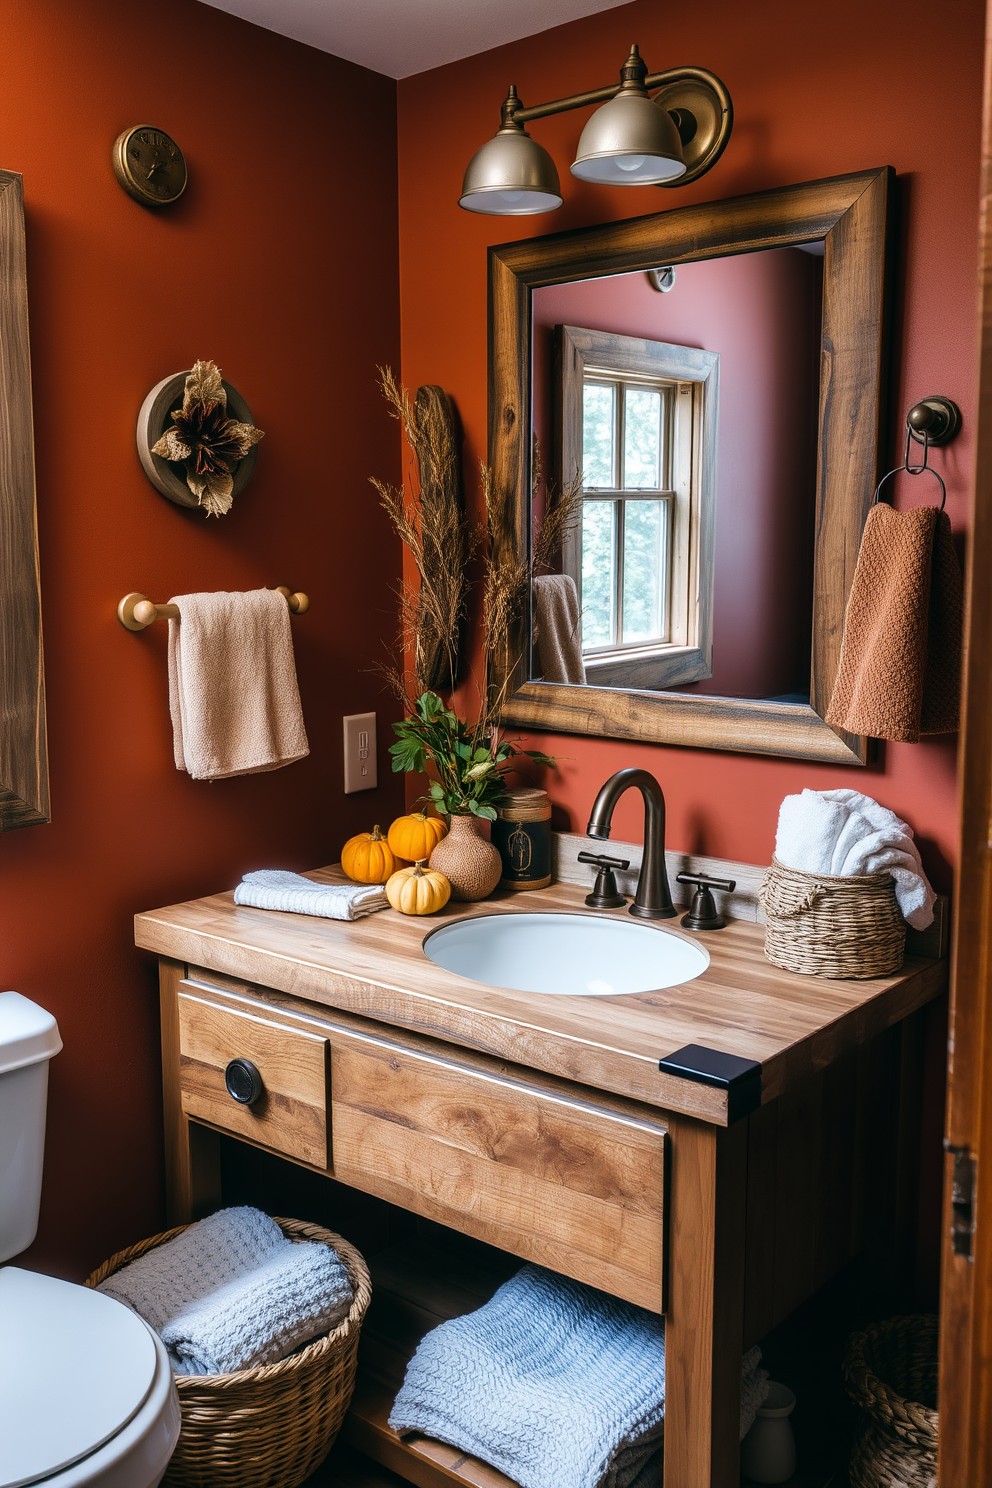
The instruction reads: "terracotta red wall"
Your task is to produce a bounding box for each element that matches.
[532,248,819,698]
[3,0,404,1279]
[396,0,983,886]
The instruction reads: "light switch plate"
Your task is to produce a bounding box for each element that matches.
[343,712,377,793]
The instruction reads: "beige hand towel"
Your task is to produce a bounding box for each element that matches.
[533,573,586,685]
[825,503,963,742]
[168,589,309,779]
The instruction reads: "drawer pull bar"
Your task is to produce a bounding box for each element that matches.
[225,1057,264,1107]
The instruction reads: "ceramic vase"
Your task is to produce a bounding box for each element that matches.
[740,1382,797,1484]
[429,813,502,902]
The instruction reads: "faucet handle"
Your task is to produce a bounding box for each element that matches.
[578,851,630,910]
[676,871,737,931]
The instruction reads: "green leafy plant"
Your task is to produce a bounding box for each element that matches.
[389,691,555,821]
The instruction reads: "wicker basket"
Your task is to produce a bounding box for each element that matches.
[759,857,907,978]
[844,1315,939,1488]
[85,1218,371,1488]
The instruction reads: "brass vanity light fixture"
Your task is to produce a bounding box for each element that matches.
[459,44,732,215]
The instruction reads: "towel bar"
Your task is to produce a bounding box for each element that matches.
[117,587,310,631]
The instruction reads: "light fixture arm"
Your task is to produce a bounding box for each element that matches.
[505,62,733,187]
[509,66,729,125]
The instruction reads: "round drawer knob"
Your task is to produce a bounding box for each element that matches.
[225,1057,264,1106]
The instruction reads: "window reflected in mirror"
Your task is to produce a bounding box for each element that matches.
[531,244,823,704]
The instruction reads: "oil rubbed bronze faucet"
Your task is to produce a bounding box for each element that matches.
[586,767,676,920]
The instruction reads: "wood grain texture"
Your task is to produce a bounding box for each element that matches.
[663,1114,747,1488]
[135,867,946,1125]
[159,958,220,1225]
[330,1038,666,1310]
[177,989,329,1166]
[490,168,893,764]
[938,3,992,1479]
[0,171,48,828]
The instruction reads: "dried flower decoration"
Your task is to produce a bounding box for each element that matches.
[151,360,264,517]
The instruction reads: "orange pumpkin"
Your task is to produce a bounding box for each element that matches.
[385,860,451,916]
[387,811,447,863]
[341,824,396,884]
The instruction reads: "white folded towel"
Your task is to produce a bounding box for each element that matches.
[234,869,387,920]
[162,1238,353,1375]
[775,788,935,930]
[97,1206,287,1334]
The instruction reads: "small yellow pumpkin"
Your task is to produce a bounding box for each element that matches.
[387,810,447,863]
[341,824,396,884]
[385,860,451,916]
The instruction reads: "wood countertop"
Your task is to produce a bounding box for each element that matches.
[135,868,946,1124]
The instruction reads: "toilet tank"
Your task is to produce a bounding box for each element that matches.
[0,992,62,1263]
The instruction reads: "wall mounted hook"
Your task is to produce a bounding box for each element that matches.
[907,395,961,448]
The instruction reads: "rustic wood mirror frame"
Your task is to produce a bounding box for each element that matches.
[490,167,893,765]
[0,169,48,826]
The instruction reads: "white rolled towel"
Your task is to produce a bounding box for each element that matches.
[774,788,935,930]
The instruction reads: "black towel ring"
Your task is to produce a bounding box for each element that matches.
[872,424,947,512]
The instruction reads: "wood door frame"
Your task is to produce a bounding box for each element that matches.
[0,169,48,827]
[938,8,992,1478]
[490,168,893,765]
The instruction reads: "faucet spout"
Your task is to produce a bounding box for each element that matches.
[586,767,675,920]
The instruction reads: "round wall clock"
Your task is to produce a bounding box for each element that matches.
[112,126,187,207]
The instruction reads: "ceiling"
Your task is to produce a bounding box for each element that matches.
[198,0,633,80]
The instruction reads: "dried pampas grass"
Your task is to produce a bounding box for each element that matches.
[371,368,474,699]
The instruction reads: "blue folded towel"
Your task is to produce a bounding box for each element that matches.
[98,1205,353,1375]
[389,1264,768,1488]
[234,869,387,920]
[162,1238,353,1375]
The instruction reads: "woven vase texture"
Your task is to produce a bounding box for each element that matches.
[844,1315,938,1488]
[85,1218,371,1488]
[429,812,502,901]
[759,857,906,978]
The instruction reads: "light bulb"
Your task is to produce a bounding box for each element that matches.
[502,191,525,202]
[615,155,647,172]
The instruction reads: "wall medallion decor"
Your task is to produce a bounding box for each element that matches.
[112,126,187,207]
[136,361,264,517]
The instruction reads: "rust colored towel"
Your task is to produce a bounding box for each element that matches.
[826,503,963,742]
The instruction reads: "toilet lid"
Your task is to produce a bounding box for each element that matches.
[0,1266,159,1488]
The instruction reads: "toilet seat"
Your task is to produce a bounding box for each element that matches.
[0,1267,177,1488]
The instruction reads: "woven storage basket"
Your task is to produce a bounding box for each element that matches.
[759,856,907,978]
[844,1315,939,1488]
[85,1217,371,1488]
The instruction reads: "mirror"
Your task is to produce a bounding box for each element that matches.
[490,168,892,765]
[0,169,48,827]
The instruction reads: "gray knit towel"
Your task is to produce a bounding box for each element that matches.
[162,1238,353,1375]
[388,1265,768,1488]
[97,1206,287,1335]
[234,869,387,920]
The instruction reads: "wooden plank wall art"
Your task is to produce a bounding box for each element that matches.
[0,169,48,827]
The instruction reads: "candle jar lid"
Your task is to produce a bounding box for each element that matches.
[497,787,551,821]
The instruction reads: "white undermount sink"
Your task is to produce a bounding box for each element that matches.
[423,911,709,997]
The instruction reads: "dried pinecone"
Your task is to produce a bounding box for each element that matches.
[152,360,264,516]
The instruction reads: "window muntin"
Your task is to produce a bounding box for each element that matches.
[579,373,676,655]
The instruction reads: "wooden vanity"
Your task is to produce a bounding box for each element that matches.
[136,868,946,1488]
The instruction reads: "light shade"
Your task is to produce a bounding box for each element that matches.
[571,92,686,185]
[459,126,563,215]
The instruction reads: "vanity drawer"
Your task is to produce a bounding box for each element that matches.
[177,989,329,1166]
[331,1039,667,1311]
